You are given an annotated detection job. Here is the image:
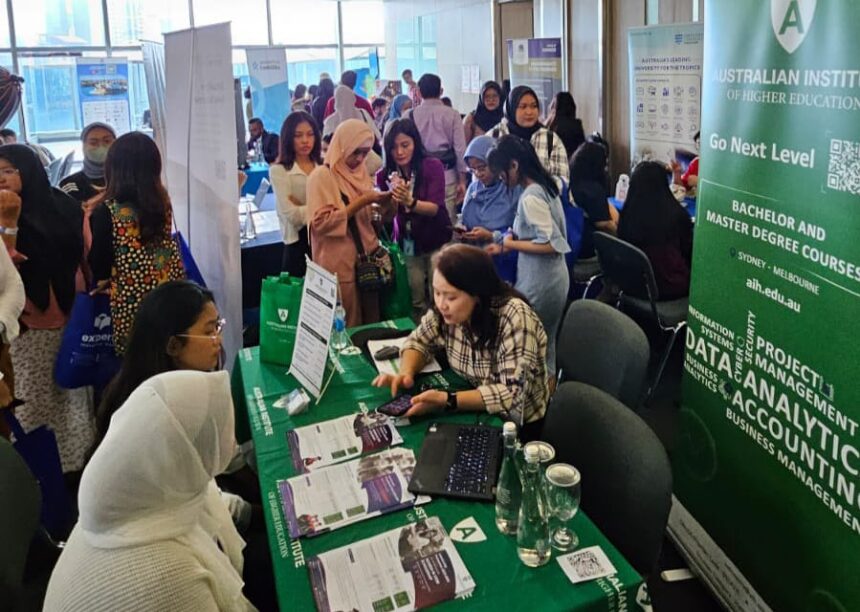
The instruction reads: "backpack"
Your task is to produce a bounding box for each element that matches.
[558,178,584,269]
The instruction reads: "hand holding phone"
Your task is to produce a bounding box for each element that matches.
[376,394,413,417]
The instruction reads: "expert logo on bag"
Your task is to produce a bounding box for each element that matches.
[94,313,111,330]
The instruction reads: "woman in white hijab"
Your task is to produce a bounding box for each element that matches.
[43,370,256,612]
[323,84,381,143]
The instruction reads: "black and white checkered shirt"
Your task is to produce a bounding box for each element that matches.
[402,297,549,425]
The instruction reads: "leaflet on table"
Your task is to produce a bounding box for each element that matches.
[366,337,441,377]
[308,516,476,612]
[279,448,420,538]
[287,412,403,474]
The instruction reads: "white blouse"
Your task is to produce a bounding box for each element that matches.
[270,161,317,245]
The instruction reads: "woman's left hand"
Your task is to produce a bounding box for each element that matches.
[484,243,502,256]
[404,389,447,417]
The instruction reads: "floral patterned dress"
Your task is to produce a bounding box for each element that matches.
[107,201,185,353]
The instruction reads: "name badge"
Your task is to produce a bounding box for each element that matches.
[403,237,415,256]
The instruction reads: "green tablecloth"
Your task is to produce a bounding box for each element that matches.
[233,319,644,611]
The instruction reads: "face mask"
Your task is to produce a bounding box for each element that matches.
[85,146,110,164]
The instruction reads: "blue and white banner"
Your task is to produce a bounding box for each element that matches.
[75,57,131,134]
[628,23,704,166]
[246,48,291,133]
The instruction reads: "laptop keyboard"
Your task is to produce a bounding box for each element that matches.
[443,427,496,495]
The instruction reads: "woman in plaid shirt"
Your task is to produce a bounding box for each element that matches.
[488,85,569,181]
[372,244,549,441]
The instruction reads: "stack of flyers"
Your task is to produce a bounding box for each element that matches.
[308,517,476,612]
[287,412,403,473]
[279,448,424,538]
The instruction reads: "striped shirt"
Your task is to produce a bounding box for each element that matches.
[402,297,549,425]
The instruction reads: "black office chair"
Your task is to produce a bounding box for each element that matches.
[556,300,650,410]
[591,232,688,400]
[0,437,42,610]
[541,382,672,576]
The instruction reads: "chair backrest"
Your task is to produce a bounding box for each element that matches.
[46,158,63,186]
[556,300,650,409]
[593,232,661,302]
[0,437,42,602]
[541,382,672,576]
[57,150,75,182]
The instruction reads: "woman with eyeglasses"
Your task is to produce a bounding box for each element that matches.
[0,144,91,474]
[307,119,393,326]
[88,132,186,355]
[89,279,276,608]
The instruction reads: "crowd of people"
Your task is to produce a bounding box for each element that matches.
[0,66,696,611]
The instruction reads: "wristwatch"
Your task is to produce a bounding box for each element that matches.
[444,391,458,413]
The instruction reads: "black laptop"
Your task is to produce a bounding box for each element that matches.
[408,423,503,502]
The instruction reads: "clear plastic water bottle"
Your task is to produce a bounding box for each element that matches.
[330,302,349,352]
[495,422,522,535]
[517,445,551,567]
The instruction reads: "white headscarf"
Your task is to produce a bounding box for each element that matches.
[323,85,362,138]
[78,370,248,609]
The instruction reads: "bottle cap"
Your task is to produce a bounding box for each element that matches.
[524,445,540,463]
[503,421,517,435]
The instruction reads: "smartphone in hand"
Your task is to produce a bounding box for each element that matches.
[376,395,413,417]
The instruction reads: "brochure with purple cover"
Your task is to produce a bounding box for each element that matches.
[279,448,421,538]
[287,412,403,474]
[308,517,476,612]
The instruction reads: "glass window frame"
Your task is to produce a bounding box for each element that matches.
[5,0,386,142]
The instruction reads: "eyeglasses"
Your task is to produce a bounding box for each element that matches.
[176,318,226,344]
[0,168,19,177]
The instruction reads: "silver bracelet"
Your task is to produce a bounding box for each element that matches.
[0,226,18,236]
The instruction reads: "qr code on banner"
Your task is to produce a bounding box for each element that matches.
[827,139,860,195]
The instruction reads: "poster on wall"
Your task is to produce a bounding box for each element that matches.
[628,23,703,167]
[506,38,562,118]
[247,48,290,136]
[75,58,131,134]
[672,2,860,611]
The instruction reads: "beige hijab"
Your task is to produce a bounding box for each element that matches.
[322,118,375,200]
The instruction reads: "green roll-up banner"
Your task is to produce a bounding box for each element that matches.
[672,1,860,611]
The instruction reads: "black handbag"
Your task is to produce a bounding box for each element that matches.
[342,192,393,291]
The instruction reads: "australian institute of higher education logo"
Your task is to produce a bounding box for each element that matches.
[771,0,816,54]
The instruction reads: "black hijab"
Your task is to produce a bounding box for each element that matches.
[505,86,543,141]
[472,81,505,133]
[0,144,83,314]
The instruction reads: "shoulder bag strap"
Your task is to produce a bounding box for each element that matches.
[341,191,366,256]
[546,129,554,156]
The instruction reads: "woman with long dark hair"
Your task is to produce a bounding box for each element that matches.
[89,132,185,354]
[94,281,220,443]
[462,81,504,144]
[618,161,693,299]
[372,244,549,441]
[271,111,322,277]
[89,279,276,608]
[487,135,570,378]
[569,141,618,259]
[376,117,452,316]
[311,77,335,131]
[488,85,569,180]
[547,92,586,161]
[0,144,91,473]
